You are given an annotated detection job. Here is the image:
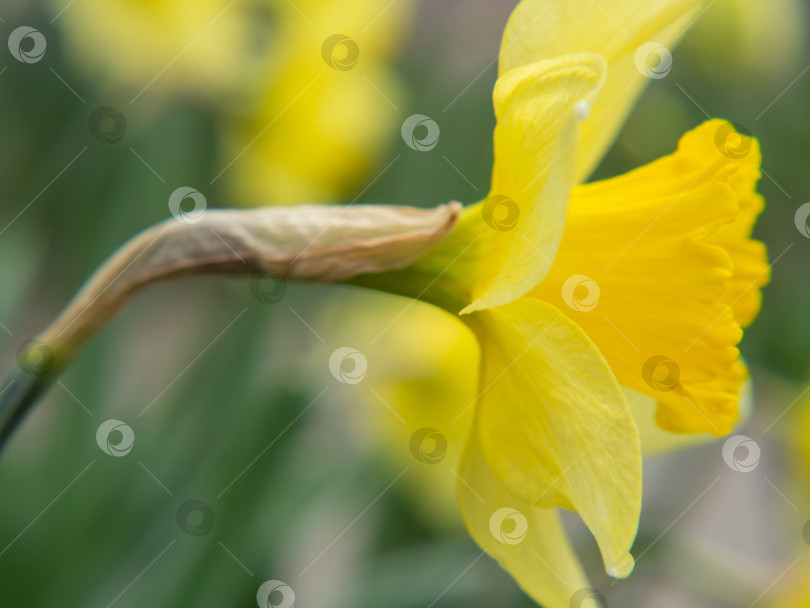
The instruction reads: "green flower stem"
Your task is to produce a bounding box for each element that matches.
[0,367,57,450]
[348,267,470,315]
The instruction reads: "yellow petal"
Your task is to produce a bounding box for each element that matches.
[685,122,769,328]
[469,298,641,578]
[499,0,700,181]
[457,433,589,608]
[453,53,606,314]
[530,120,769,435]
[625,376,753,456]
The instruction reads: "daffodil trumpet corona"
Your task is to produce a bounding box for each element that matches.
[2,1,769,607]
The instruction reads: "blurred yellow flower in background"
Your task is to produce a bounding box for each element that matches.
[53,0,416,205]
[51,0,266,101]
[323,292,479,529]
[220,0,415,206]
[683,0,807,82]
[747,376,810,608]
[762,388,810,607]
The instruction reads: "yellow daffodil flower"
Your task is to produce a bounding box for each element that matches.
[34,2,770,606]
[348,1,770,605]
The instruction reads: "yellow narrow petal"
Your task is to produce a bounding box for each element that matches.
[469,299,642,578]
[457,434,590,608]
[530,120,769,435]
[457,53,606,314]
[499,0,700,181]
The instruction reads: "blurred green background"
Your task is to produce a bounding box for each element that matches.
[1,1,809,606]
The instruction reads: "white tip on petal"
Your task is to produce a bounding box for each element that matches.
[574,99,591,121]
[606,553,635,579]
